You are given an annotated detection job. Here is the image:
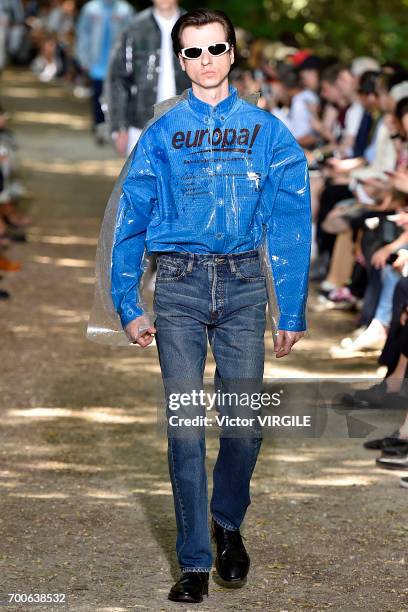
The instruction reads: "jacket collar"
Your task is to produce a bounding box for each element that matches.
[152,87,260,121]
[187,85,240,121]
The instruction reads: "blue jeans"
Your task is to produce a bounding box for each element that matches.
[153,249,267,572]
[375,265,402,326]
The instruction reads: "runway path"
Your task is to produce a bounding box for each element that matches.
[0,69,406,611]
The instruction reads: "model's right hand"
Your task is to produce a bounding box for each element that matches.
[125,315,156,348]
[273,330,305,358]
[114,130,129,157]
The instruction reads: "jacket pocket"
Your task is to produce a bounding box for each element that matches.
[174,175,216,234]
[229,175,263,237]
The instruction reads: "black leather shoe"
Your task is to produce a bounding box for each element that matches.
[340,381,405,409]
[211,518,250,588]
[381,443,408,456]
[168,571,209,603]
[364,430,403,450]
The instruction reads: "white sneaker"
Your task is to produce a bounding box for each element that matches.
[339,326,367,348]
[73,85,92,99]
[320,280,337,293]
[340,320,386,351]
[400,477,408,489]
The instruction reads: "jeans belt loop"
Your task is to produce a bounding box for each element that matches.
[228,254,236,273]
[187,253,194,272]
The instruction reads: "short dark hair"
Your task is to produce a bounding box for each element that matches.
[320,63,348,84]
[383,70,408,92]
[395,96,408,121]
[276,63,301,89]
[171,8,236,56]
[358,70,381,95]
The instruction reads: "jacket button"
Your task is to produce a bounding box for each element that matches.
[216,233,223,240]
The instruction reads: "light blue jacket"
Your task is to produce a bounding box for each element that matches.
[110,85,312,333]
[75,0,134,73]
[0,0,24,21]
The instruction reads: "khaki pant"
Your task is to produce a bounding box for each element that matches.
[326,230,355,288]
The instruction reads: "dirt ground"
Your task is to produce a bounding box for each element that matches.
[0,69,407,612]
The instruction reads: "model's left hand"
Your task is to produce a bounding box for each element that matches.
[273,330,305,358]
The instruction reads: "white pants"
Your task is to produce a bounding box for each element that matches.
[127,126,142,157]
[0,14,9,70]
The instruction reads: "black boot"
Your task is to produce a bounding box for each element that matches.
[211,518,250,588]
[168,571,209,603]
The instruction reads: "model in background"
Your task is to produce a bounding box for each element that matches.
[75,0,134,144]
[105,0,190,157]
[0,0,24,71]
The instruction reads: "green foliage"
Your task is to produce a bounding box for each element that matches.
[182,0,408,62]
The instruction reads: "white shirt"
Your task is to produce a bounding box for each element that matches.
[271,90,319,141]
[340,100,364,157]
[344,101,364,137]
[153,9,180,104]
[288,89,319,140]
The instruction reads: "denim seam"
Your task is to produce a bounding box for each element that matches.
[247,437,263,476]
[235,272,266,282]
[181,567,212,572]
[217,276,225,315]
[212,515,238,531]
[157,255,194,281]
[211,262,217,314]
[234,259,266,281]
[156,267,188,282]
[237,436,263,525]
[211,325,239,534]
[168,439,189,555]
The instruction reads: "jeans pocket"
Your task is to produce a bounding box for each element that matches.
[234,257,266,281]
[156,256,188,282]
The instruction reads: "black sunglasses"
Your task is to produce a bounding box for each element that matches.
[180,42,231,60]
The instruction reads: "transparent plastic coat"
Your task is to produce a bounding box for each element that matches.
[87,86,311,347]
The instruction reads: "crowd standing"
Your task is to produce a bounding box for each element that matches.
[0,0,407,488]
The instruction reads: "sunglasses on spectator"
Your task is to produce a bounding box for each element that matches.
[180,42,231,60]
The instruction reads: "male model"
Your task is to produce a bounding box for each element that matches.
[105,0,190,156]
[0,0,24,71]
[88,8,311,604]
[75,0,134,143]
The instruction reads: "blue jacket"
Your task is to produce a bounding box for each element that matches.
[110,85,311,333]
[0,0,24,21]
[75,0,134,74]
